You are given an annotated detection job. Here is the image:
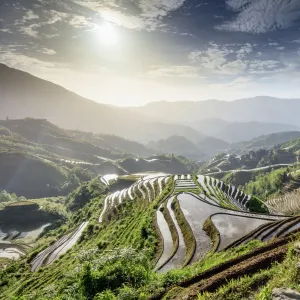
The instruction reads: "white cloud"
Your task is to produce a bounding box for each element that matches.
[22,10,39,22]
[98,9,144,30]
[19,24,40,38]
[69,15,91,28]
[147,65,201,78]
[236,43,252,59]
[218,0,300,34]
[189,43,233,69]
[189,44,250,75]
[0,29,12,33]
[74,0,187,30]
[44,33,59,39]
[0,47,58,69]
[39,48,57,55]
[189,43,286,76]
[44,10,69,24]
[248,60,281,73]
[209,76,252,90]
[221,59,248,75]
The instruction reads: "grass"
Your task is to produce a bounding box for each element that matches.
[1,170,299,300]
[202,217,220,252]
[0,258,10,269]
[5,201,37,207]
[195,239,300,300]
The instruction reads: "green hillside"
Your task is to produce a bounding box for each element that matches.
[1,173,299,300]
[0,119,201,198]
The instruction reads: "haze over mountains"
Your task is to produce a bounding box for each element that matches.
[1,63,299,148]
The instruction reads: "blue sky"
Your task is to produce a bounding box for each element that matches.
[1,0,300,106]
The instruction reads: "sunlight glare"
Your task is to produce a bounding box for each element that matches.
[98,23,118,46]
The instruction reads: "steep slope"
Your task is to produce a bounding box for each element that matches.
[0,151,69,198]
[149,136,205,160]
[149,135,229,160]
[0,64,206,143]
[1,173,298,300]
[231,131,300,153]
[0,118,124,161]
[70,130,155,157]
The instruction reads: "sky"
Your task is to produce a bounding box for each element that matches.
[1,0,300,106]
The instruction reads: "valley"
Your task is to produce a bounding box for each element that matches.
[0,66,300,300]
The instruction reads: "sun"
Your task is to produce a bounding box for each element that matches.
[98,23,118,46]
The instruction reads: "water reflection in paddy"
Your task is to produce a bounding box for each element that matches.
[155,205,173,270]
[159,196,185,273]
[177,193,275,256]
[211,214,271,250]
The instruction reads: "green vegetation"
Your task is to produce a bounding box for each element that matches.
[2,121,300,300]
[243,165,300,200]
[2,166,285,300]
[202,217,220,252]
[173,197,196,266]
[196,241,300,300]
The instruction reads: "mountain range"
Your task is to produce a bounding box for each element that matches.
[1,63,299,147]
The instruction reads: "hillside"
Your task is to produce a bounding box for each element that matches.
[149,135,229,160]
[201,145,298,175]
[0,64,208,143]
[231,131,300,153]
[2,64,299,147]
[1,173,299,300]
[149,136,205,160]
[0,119,201,197]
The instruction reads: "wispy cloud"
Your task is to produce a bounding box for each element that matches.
[0,46,59,69]
[22,10,39,22]
[189,43,285,76]
[38,48,57,55]
[69,15,91,28]
[20,24,41,38]
[218,0,300,34]
[74,0,187,30]
[0,28,12,33]
[147,65,201,78]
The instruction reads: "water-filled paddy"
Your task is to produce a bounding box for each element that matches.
[155,205,173,270]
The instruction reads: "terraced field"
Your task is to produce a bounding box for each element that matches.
[196,175,252,211]
[266,189,300,215]
[96,173,296,273]
[100,174,118,186]
[31,222,88,272]
[156,175,296,272]
[0,242,27,260]
[0,223,51,243]
[155,192,286,272]
[99,175,171,223]
[225,216,300,250]
[6,173,299,276]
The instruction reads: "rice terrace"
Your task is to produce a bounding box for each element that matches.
[2,1,300,297]
[2,168,300,299]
